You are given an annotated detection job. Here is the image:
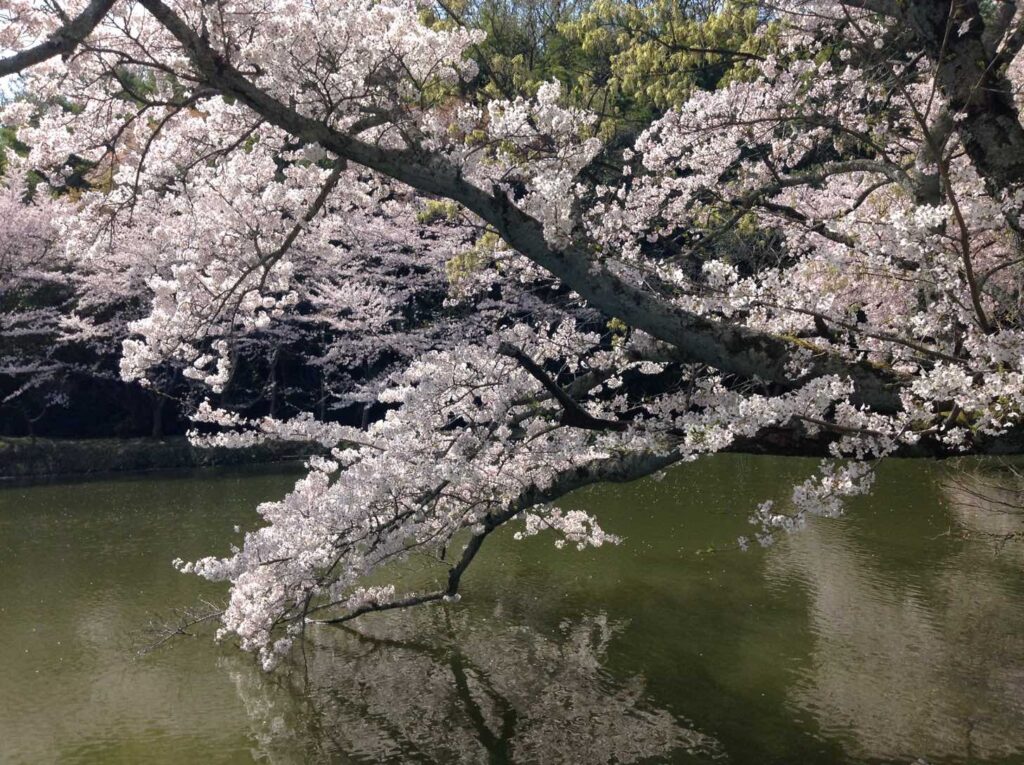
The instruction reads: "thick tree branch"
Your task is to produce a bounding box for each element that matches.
[0,0,116,77]
[906,0,1024,230]
[135,0,906,414]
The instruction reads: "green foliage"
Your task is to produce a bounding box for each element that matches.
[111,66,161,105]
[427,0,597,99]
[417,200,464,224]
[606,316,628,345]
[446,230,503,289]
[562,0,774,121]
[428,0,776,143]
[0,126,17,178]
[0,124,40,191]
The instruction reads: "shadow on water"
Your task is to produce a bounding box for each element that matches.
[1,455,1023,763]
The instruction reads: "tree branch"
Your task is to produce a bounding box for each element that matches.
[906,0,1024,231]
[497,342,628,432]
[311,447,683,626]
[134,0,906,414]
[0,0,116,77]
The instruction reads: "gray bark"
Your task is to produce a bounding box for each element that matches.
[137,0,906,414]
[0,0,116,77]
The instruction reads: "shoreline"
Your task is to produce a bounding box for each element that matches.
[0,436,315,480]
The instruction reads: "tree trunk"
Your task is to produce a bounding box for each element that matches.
[151,395,165,439]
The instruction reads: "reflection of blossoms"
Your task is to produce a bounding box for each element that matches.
[224,611,720,764]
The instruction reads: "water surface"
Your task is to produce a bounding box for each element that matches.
[1,456,1023,763]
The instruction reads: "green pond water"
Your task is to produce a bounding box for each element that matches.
[1,455,1023,764]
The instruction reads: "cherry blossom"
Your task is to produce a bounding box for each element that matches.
[2,0,1022,665]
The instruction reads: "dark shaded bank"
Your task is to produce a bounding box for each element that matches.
[0,436,314,480]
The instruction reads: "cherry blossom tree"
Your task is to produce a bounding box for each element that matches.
[0,181,70,432]
[0,166,201,437]
[2,0,1024,668]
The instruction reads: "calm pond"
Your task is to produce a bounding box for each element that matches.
[1,455,1023,764]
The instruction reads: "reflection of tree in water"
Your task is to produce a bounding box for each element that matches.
[767,465,1024,763]
[944,460,1024,564]
[223,609,719,764]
